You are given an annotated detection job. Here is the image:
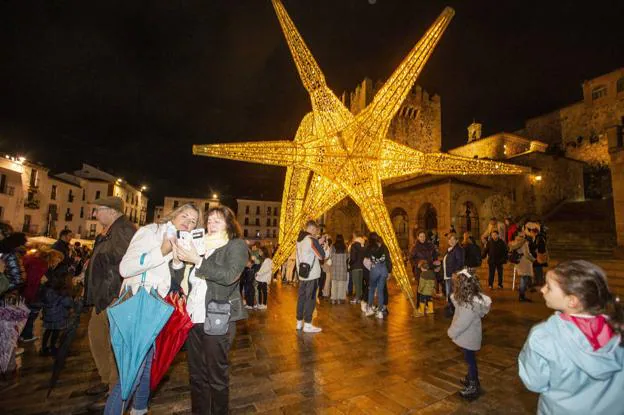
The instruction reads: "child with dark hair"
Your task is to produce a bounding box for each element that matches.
[255,246,272,310]
[242,258,256,310]
[447,268,491,399]
[519,260,624,414]
[40,274,74,356]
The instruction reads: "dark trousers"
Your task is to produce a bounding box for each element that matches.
[318,271,326,298]
[244,280,255,307]
[362,270,370,301]
[347,271,353,296]
[519,275,531,300]
[21,304,41,339]
[187,322,236,415]
[296,279,318,323]
[462,348,479,382]
[257,282,268,305]
[488,263,504,287]
[42,328,60,351]
[533,265,545,286]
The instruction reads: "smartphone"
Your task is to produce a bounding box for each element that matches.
[177,229,206,255]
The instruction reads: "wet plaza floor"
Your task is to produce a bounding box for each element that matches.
[0,273,550,414]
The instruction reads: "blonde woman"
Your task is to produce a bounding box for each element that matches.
[104,203,201,414]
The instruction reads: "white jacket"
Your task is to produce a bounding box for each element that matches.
[119,223,184,297]
[255,258,273,283]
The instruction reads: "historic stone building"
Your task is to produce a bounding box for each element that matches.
[324,79,586,251]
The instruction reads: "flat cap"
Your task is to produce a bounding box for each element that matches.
[93,196,124,213]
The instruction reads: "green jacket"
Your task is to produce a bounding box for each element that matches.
[194,238,249,322]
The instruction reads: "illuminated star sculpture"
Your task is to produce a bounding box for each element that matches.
[194,0,529,311]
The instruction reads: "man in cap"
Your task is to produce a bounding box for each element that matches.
[84,196,136,410]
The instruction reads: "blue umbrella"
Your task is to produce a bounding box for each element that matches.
[107,254,174,403]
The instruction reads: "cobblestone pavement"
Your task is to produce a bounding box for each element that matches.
[0,274,548,414]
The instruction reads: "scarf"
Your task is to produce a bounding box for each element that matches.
[559,313,614,351]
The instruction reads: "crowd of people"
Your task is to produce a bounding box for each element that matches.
[1,205,622,414]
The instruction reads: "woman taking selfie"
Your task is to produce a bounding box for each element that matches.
[175,206,248,414]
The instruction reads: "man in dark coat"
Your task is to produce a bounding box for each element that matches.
[482,230,508,289]
[84,197,136,410]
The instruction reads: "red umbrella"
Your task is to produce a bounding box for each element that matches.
[150,293,193,391]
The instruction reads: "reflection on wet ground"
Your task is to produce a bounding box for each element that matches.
[1,274,549,414]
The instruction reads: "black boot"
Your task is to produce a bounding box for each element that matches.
[460,375,480,388]
[460,379,480,400]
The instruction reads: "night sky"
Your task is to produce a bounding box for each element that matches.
[1,0,622,210]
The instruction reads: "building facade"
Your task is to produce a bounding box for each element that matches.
[0,159,148,239]
[236,198,280,244]
[324,78,587,252]
[155,195,221,224]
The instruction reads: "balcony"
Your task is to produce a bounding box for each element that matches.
[24,199,40,210]
[22,224,39,234]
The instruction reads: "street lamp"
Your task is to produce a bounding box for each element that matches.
[141,185,147,191]
[212,193,218,199]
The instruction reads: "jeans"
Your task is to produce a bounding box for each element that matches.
[296,279,319,323]
[351,269,363,300]
[488,263,504,287]
[187,323,236,415]
[368,263,388,308]
[519,275,531,299]
[444,279,454,302]
[105,346,153,415]
[462,348,479,382]
[244,280,255,307]
[257,282,268,305]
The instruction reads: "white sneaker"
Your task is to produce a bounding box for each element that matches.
[365,307,375,317]
[360,301,368,312]
[296,320,304,330]
[245,305,253,310]
[303,323,322,333]
[260,304,267,310]
[376,311,384,319]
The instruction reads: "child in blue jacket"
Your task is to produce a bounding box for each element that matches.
[40,274,74,356]
[519,260,624,414]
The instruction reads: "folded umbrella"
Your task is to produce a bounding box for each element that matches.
[150,292,193,391]
[107,258,174,403]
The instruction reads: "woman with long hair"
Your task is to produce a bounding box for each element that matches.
[104,203,201,415]
[363,232,392,319]
[175,206,248,414]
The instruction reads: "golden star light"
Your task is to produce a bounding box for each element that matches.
[194,0,529,311]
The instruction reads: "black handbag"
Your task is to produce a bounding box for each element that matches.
[204,299,231,336]
[298,256,316,279]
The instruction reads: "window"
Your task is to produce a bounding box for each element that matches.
[266,230,270,238]
[592,85,607,100]
[65,208,73,222]
[91,208,97,219]
[255,218,260,226]
[27,191,35,201]
[267,206,271,215]
[82,189,86,201]
[273,218,277,227]
[173,200,179,208]
[95,190,101,200]
[0,206,3,219]
[256,206,260,215]
[266,218,271,226]
[255,230,261,238]
[126,194,129,203]
[89,223,97,238]
[68,189,74,202]
[274,207,278,216]
[273,230,276,238]
[204,203,209,212]
[618,77,624,93]
[244,229,248,237]
[245,206,249,214]
[244,218,249,225]
[0,174,6,194]
[80,207,84,218]
[51,185,57,200]
[29,168,38,187]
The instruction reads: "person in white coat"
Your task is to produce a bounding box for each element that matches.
[255,246,273,310]
[119,203,201,297]
[104,203,200,415]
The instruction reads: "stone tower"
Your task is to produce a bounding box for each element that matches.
[467,121,482,142]
[342,78,442,153]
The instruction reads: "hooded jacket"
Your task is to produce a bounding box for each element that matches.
[519,313,624,415]
[296,231,325,281]
[447,293,491,350]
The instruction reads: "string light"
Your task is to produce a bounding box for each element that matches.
[194,1,529,312]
